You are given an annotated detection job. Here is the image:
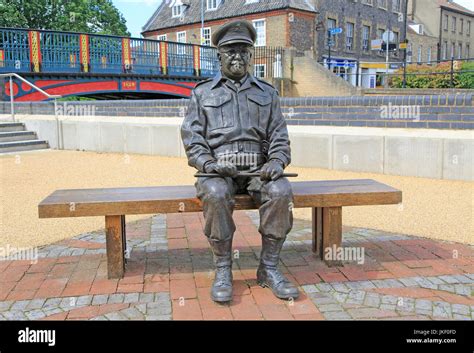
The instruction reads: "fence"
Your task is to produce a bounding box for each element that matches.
[319,57,474,88]
[0,27,220,78]
[252,46,285,80]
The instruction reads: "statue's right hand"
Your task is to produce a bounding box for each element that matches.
[205,161,238,177]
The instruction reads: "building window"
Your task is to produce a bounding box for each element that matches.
[201,27,211,46]
[392,0,401,12]
[362,25,370,51]
[377,28,385,39]
[172,3,184,18]
[427,47,432,63]
[468,21,471,36]
[460,19,464,34]
[327,18,336,30]
[254,64,266,78]
[407,43,412,63]
[177,31,186,43]
[442,41,448,60]
[362,0,373,5]
[157,34,167,41]
[452,17,457,32]
[253,19,266,47]
[466,44,470,58]
[346,22,354,51]
[458,43,462,59]
[417,46,422,63]
[377,0,387,9]
[177,32,186,55]
[444,14,449,31]
[206,0,220,11]
[451,42,455,58]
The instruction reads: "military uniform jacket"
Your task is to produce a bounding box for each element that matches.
[181,72,291,172]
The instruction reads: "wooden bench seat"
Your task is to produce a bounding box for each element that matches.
[38,179,402,279]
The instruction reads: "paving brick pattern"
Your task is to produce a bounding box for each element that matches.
[0,211,472,320]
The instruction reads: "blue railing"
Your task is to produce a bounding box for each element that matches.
[0,27,219,78]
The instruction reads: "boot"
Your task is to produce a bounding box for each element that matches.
[208,238,233,302]
[257,236,299,300]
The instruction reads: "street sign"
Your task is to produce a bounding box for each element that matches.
[328,40,335,47]
[329,27,343,35]
[371,39,382,50]
[399,42,407,49]
[382,31,395,43]
[326,59,356,68]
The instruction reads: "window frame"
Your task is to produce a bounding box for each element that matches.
[252,19,267,47]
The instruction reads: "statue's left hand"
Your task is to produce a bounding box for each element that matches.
[260,159,284,181]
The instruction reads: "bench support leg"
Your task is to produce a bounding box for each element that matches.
[312,207,343,267]
[105,215,126,279]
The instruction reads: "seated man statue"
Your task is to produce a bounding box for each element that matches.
[181,20,299,303]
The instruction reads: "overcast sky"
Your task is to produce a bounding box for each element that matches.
[454,0,474,11]
[112,0,474,38]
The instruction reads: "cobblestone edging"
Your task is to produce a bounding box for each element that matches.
[302,273,474,320]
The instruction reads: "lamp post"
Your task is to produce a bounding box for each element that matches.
[402,0,408,88]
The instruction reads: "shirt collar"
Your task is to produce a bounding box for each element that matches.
[210,71,265,92]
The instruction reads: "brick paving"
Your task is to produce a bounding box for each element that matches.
[0,211,472,321]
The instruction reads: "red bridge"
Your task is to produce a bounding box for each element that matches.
[0,28,220,101]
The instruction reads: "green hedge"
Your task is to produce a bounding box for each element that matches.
[390,61,474,89]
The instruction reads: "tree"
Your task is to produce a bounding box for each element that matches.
[0,0,130,36]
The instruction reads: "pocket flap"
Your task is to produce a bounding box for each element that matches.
[203,94,232,107]
[248,94,272,106]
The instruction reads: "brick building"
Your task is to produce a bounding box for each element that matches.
[408,0,474,60]
[406,21,439,64]
[313,0,407,88]
[142,0,318,51]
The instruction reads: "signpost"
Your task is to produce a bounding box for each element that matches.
[382,30,394,88]
[327,27,342,71]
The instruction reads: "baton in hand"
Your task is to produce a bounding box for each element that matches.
[195,172,298,178]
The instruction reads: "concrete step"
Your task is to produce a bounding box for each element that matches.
[0,122,26,133]
[0,140,49,153]
[0,131,36,143]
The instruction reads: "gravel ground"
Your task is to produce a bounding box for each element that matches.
[0,150,472,253]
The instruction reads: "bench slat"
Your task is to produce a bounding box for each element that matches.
[38,179,402,218]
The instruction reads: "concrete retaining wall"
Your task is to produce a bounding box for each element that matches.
[6,114,472,181]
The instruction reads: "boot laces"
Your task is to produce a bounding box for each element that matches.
[214,267,232,287]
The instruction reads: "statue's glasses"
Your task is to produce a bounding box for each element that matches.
[219,46,251,59]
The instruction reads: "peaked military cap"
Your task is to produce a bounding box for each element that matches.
[212,20,257,47]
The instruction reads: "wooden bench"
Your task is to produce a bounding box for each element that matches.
[38,179,402,279]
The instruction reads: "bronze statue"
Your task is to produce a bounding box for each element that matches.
[181,20,299,303]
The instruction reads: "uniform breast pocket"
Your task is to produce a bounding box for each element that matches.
[248,94,272,131]
[203,94,234,131]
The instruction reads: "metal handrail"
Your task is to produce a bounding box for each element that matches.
[0,73,62,149]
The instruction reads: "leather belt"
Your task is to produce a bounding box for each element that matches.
[213,141,263,155]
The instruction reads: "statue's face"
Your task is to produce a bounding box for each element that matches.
[218,44,253,81]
